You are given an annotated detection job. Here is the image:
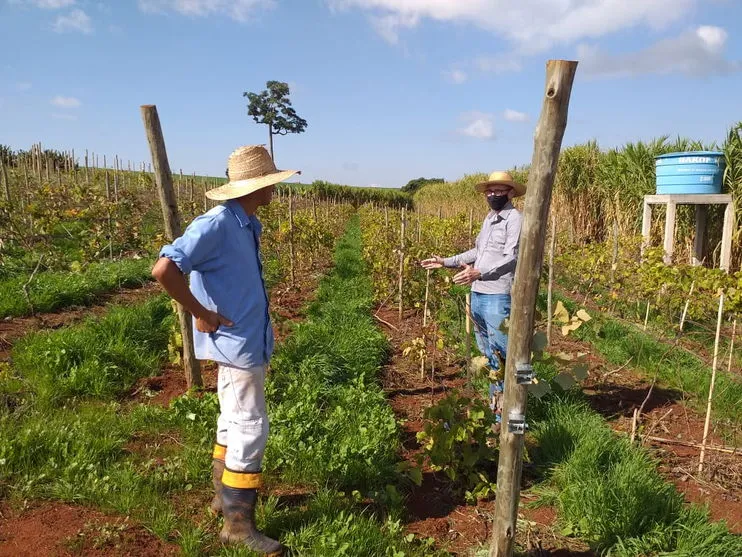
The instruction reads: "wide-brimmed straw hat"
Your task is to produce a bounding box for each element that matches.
[205,145,299,201]
[474,171,526,197]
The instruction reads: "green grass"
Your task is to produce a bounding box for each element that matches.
[0,258,153,318]
[0,215,439,556]
[530,398,742,555]
[11,296,172,406]
[545,292,742,427]
[264,216,399,490]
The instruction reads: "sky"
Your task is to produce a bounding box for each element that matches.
[1,0,741,188]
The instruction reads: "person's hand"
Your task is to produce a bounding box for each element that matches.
[453,264,481,285]
[420,256,444,270]
[195,310,234,333]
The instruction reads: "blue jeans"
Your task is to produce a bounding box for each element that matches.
[470,292,511,420]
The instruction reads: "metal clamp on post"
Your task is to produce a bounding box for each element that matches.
[507,411,528,435]
[515,363,535,385]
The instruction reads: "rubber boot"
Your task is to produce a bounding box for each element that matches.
[210,444,227,515]
[220,470,283,556]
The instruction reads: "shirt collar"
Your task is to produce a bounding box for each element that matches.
[226,199,252,229]
[488,202,514,222]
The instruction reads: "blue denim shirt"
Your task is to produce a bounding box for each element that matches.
[159,199,274,369]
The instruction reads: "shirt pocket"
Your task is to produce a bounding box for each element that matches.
[487,226,507,251]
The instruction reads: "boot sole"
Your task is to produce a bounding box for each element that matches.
[219,532,283,556]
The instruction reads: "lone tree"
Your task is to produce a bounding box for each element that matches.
[402,177,444,194]
[243,81,307,163]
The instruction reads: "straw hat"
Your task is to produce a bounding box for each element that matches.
[474,171,526,197]
[205,145,299,201]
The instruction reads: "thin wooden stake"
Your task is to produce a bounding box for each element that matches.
[644,301,651,331]
[728,317,737,374]
[491,59,577,557]
[465,292,472,375]
[547,212,556,345]
[679,281,695,333]
[289,190,296,286]
[423,269,431,328]
[699,292,725,474]
[140,104,202,389]
[398,207,406,321]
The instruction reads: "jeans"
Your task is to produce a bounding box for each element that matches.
[216,364,269,472]
[470,292,511,419]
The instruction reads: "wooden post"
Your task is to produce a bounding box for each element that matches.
[663,201,676,265]
[398,207,406,321]
[699,292,725,474]
[140,104,202,389]
[720,202,735,272]
[547,212,556,345]
[289,190,295,286]
[693,205,707,266]
[641,201,651,258]
[84,149,89,184]
[644,302,651,331]
[490,59,577,557]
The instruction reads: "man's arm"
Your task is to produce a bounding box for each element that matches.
[152,258,233,332]
[442,248,477,268]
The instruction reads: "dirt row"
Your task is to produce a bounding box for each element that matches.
[376,302,742,556]
[0,264,330,556]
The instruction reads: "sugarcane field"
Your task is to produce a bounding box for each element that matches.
[1,3,741,557]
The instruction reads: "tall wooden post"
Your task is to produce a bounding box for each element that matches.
[641,201,651,258]
[140,104,202,389]
[490,60,577,557]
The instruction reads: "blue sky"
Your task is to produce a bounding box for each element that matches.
[1,0,741,188]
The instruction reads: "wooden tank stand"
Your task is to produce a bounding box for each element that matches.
[641,194,735,271]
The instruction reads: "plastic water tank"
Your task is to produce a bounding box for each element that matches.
[655,151,725,195]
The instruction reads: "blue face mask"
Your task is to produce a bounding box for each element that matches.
[487,194,508,211]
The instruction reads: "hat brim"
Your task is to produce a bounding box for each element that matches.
[474,179,526,197]
[205,169,299,201]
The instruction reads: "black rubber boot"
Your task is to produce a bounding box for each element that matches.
[220,486,283,555]
[210,458,225,515]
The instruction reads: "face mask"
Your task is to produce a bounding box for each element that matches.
[487,194,508,211]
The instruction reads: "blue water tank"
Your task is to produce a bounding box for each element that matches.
[655,151,725,195]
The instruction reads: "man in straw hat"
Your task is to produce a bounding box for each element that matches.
[152,145,297,555]
[421,171,525,425]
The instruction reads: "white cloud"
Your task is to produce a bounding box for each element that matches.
[51,95,81,108]
[327,0,695,52]
[11,0,76,8]
[138,0,274,22]
[475,54,522,74]
[53,8,92,33]
[16,82,32,91]
[458,111,495,140]
[578,25,739,78]
[52,113,78,121]
[443,68,467,84]
[503,109,528,122]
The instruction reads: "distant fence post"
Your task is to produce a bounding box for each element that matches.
[140,104,202,390]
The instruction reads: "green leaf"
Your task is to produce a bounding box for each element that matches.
[528,381,551,399]
[553,300,569,324]
[554,372,577,390]
[572,363,589,381]
[531,331,547,352]
[407,466,423,487]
